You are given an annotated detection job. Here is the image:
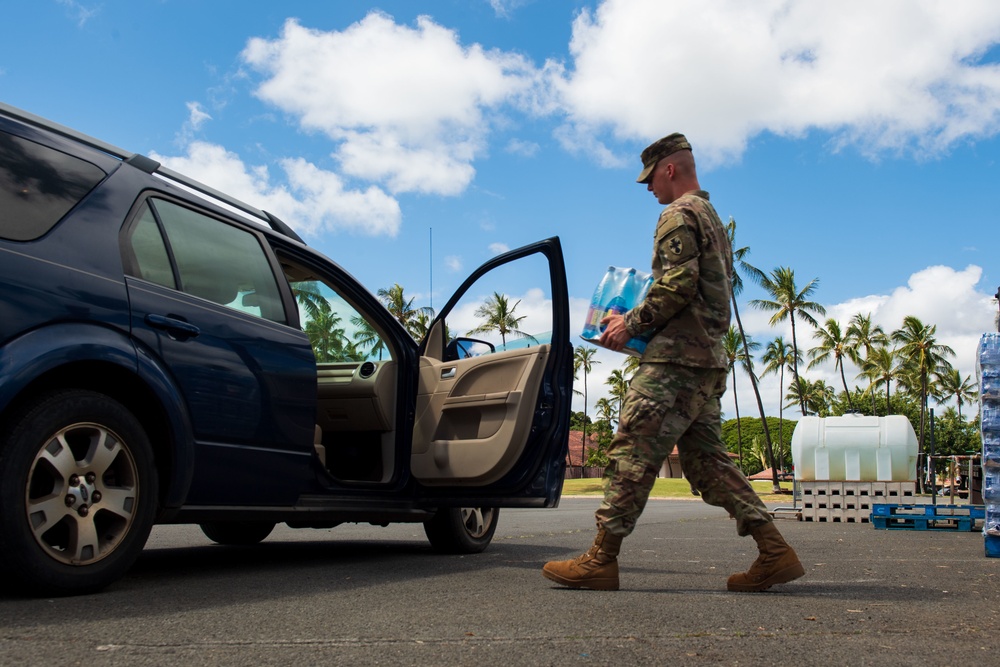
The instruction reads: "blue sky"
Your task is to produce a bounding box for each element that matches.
[4,0,1000,419]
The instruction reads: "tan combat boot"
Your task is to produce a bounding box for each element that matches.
[542,527,622,591]
[727,522,805,592]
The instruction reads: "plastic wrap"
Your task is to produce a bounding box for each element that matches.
[580,266,654,357]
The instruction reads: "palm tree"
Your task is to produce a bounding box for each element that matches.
[722,325,758,473]
[410,309,436,342]
[292,280,328,322]
[784,377,834,419]
[595,397,617,428]
[809,379,835,417]
[606,368,630,420]
[351,315,386,360]
[748,435,770,473]
[305,305,346,362]
[845,313,889,413]
[750,266,826,416]
[761,336,799,476]
[622,354,640,376]
[859,345,900,413]
[467,292,538,349]
[573,345,599,474]
[377,283,435,341]
[934,367,977,422]
[809,318,860,411]
[784,376,810,415]
[891,315,955,488]
[726,218,781,491]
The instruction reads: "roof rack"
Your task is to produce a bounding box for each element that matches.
[0,101,303,244]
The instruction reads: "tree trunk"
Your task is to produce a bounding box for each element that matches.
[778,367,785,474]
[732,299,781,493]
[731,368,744,471]
[839,359,854,411]
[581,370,588,476]
[917,371,928,493]
[789,312,807,416]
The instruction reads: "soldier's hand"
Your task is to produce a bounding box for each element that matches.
[598,314,630,351]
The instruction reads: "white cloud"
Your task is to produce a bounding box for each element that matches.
[488,0,534,19]
[241,14,538,195]
[444,255,463,272]
[204,2,1000,246]
[176,101,212,146]
[489,242,510,255]
[149,141,401,237]
[722,264,996,420]
[57,0,100,27]
[552,122,625,168]
[557,0,1000,165]
[505,138,540,157]
[186,101,212,131]
[571,264,997,419]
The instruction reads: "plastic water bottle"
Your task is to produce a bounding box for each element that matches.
[981,370,1000,402]
[985,468,1000,502]
[980,333,1000,369]
[606,268,636,318]
[983,404,1000,436]
[983,433,1000,469]
[582,266,615,339]
[638,273,654,302]
[985,502,1000,537]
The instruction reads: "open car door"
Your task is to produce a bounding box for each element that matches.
[411,237,572,507]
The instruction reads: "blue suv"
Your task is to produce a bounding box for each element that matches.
[0,103,573,596]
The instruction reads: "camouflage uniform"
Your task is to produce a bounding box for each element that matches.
[595,189,773,538]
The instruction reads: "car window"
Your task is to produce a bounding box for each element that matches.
[438,253,554,359]
[126,198,286,324]
[286,274,393,363]
[0,130,107,241]
[128,204,175,288]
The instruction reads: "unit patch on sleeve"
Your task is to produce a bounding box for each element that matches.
[659,223,697,265]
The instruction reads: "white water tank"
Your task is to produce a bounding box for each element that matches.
[790,414,918,482]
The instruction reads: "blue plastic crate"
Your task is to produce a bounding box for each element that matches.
[987,535,1000,558]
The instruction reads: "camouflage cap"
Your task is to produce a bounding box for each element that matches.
[636,133,692,183]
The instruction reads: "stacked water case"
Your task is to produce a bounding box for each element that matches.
[978,332,1000,557]
[581,266,655,357]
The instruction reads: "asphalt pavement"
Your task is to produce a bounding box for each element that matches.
[0,498,997,666]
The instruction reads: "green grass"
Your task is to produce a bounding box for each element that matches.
[561,477,796,504]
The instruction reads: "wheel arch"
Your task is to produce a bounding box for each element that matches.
[0,324,195,513]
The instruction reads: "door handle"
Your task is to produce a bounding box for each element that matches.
[441,367,456,379]
[145,313,201,340]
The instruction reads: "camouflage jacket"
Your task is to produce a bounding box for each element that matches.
[623,190,732,367]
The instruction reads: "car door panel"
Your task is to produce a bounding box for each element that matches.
[121,197,317,505]
[412,345,548,484]
[409,238,572,504]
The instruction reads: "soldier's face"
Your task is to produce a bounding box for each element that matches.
[647,160,675,205]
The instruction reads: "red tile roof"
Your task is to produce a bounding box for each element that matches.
[566,430,599,467]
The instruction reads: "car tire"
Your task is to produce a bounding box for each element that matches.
[423,507,499,554]
[200,521,276,545]
[0,390,158,596]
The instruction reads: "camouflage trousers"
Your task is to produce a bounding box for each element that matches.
[596,362,772,537]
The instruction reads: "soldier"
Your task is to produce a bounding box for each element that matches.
[542,133,804,592]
